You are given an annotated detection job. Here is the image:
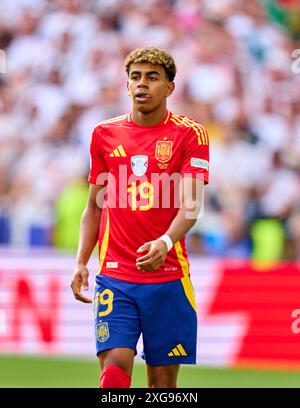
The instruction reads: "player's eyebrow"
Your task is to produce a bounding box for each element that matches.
[130,70,161,76]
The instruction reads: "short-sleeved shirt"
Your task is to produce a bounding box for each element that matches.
[88,111,209,283]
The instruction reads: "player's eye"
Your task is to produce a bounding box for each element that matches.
[149,77,157,81]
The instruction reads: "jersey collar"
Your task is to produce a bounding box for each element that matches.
[127,110,172,127]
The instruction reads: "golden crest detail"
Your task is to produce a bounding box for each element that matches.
[155,141,173,163]
[96,322,109,342]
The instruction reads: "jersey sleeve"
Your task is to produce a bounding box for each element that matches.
[180,124,209,184]
[87,126,109,185]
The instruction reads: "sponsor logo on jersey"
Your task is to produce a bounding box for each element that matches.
[131,155,148,176]
[155,141,173,163]
[96,322,109,342]
[191,158,209,170]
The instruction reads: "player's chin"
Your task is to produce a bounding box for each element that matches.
[134,103,154,113]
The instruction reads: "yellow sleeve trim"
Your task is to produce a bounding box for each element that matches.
[171,114,208,145]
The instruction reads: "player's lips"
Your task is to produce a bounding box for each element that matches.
[135,92,150,102]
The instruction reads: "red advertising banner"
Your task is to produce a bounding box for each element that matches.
[207,261,300,369]
[0,252,95,355]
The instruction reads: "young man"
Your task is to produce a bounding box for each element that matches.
[71,47,209,388]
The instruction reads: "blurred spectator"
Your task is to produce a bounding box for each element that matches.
[286,210,300,260]
[265,0,300,38]
[250,218,286,263]
[53,179,88,251]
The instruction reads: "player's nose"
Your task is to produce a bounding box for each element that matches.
[137,75,148,87]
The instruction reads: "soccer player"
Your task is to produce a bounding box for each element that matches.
[71,47,209,388]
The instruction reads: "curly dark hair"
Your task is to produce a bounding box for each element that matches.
[124,46,177,82]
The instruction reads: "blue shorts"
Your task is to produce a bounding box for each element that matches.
[94,274,197,366]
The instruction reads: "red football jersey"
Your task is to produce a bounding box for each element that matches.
[88,110,209,283]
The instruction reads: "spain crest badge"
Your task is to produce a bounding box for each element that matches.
[155,141,173,163]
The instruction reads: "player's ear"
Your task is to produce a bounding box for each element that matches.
[166,81,175,97]
[126,80,130,96]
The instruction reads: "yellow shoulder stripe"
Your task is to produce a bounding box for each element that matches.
[172,114,208,145]
[171,116,203,145]
[171,114,208,145]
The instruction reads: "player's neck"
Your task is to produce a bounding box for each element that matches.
[131,107,167,127]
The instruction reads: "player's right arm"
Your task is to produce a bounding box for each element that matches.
[71,184,105,303]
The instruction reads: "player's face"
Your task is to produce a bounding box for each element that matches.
[127,63,175,113]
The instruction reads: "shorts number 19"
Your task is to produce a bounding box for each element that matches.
[99,289,114,317]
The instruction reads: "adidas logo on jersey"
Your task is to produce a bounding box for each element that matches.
[109,145,127,157]
[168,343,187,357]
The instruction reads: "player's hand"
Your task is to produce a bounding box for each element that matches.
[136,240,168,272]
[71,263,93,303]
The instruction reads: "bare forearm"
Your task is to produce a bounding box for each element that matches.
[165,207,199,245]
[165,178,204,245]
[75,206,102,266]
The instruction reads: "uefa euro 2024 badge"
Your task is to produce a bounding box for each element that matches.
[131,155,148,176]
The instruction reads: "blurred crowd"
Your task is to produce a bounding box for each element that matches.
[0,0,300,260]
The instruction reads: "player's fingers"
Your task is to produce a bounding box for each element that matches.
[71,283,90,301]
[82,275,89,291]
[70,280,80,294]
[136,245,163,262]
[145,261,161,272]
[136,253,153,263]
[136,258,153,270]
[136,260,152,270]
[137,248,164,263]
[137,249,163,266]
[146,257,162,270]
[137,255,162,271]
[74,291,93,303]
[136,255,157,267]
[136,242,151,253]
[140,264,154,272]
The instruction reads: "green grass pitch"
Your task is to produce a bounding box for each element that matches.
[1,355,300,388]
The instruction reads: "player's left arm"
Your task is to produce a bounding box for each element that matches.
[136,177,204,272]
[137,122,209,272]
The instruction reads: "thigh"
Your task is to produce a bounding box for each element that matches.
[94,275,141,357]
[139,278,197,366]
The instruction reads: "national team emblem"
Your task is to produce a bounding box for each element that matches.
[131,155,148,176]
[155,141,173,163]
[96,322,109,342]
